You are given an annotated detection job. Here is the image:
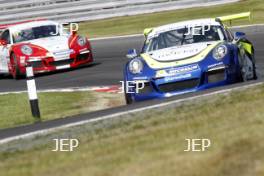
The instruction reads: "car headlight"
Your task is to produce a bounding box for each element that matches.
[213,45,227,60]
[77,36,87,47]
[129,58,143,74]
[21,45,33,56]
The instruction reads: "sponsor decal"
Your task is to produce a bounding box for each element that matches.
[53,49,74,56]
[166,64,199,74]
[208,62,224,69]
[164,73,192,82]
[149,43,209,62]
[156,64,199,78]
[132,76,148,80]
[152,47,200,60]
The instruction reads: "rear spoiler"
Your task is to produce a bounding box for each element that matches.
[143,12,251,37]
[143,28,153,38]
[216,12,251,25]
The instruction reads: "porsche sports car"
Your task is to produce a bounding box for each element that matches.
[124,12,257,104]
[0,19,93,79]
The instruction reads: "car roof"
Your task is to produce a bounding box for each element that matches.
[7,20,59,32]
[148,18,221,38]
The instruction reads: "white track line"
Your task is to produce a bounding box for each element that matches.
[0,82,263,145]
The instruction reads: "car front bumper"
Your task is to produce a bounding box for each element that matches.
[20,49,93,74]
[127,64,239,102]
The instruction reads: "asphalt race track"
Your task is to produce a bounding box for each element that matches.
[0,29,263,92]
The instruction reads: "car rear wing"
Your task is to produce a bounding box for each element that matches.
[216,12,251,25]
[143,28,153,38]
[143,12,251,37]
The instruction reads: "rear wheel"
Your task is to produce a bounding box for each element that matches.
[252,55,258,80]
[10,53,22,80]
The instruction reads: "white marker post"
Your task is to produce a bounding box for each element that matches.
[26,62,41,119]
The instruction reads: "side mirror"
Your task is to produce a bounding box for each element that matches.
[234,31,246,40]
[126,49,138,59]
[0,39,7,46]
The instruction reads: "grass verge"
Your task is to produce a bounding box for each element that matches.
[78,0,264,38]
[0,91,124,129]
[1,84,264,176]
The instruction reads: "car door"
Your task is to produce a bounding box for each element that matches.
[0,29,11,74]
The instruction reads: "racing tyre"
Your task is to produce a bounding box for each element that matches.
[252,55,258,80]
[239,54,256,82]
[10,53,22,80]
[125,93,134,105]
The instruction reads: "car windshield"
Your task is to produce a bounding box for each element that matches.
[143,25,225,52]
[12,25,59,43]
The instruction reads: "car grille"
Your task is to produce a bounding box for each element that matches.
[51,59,74,67]
[207,69,225,83]
[31,61,43,68]
[138,82,152,94]
[158,79,200,93]
[76,53,90,62]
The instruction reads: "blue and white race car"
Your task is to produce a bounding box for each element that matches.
[123,12,257,104]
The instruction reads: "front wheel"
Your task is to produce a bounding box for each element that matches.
[239,54,256,82]
[125,93,134,105]
[10,53,22,80]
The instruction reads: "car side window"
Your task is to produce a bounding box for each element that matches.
[0,30,10,44]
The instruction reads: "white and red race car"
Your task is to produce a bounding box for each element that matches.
[0,19,93,79]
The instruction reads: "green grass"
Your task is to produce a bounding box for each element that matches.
[78,0,264,38]
[0,92,124,129]
[1,84,264,176]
